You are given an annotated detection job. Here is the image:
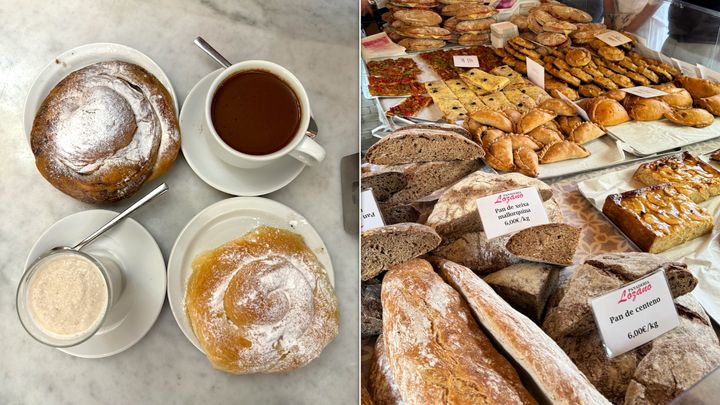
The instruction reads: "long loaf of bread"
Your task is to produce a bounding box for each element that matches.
[434,258,611,405]
[382,259,537,405]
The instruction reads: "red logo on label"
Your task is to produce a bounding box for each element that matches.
[618,282,653,303]
[494,191,524,204]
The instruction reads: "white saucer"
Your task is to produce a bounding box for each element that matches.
[179,69,306,196]
[23,42,178,141]
[24,210,166,358]
[167,197,334,353]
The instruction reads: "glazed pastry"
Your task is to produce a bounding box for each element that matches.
[677,76,720,99]
[566,122,605,145]
[557,116,584,137]
[696,94,720,116]
[538,141,590,164]
[633,151,720,203]
[603,89,627,102]
[514,147,539,177]
[623,95,671,121]
[455,18,495,33]
[398,38,446,51]
[664,108,714,128]
[565,48,591,67]
[398,26,451,39]
[536,32,567,47]
[485,136,515,172]
[455,5,498,20]
[508,134,542,151]
[539,98,578,116]
[393,9,442,26]
[579,84,603,98]
[529,126,564,147]
[31,61,180,203]
[469,109,513,132]
[185,226,339,374]
[598,46,624,62]
[458,33,490,46]
[516,109,557,134]
[583,97,630,126]
[659,87,693,110]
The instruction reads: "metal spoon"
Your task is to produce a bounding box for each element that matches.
[70,183,168,251]
[193,36,319,138]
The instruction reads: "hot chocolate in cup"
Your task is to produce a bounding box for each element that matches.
[204,60,325,169]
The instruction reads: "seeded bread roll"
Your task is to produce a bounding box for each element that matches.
[365,127,484,165]
[505,223,581,266]
[361,223,441,281]
[382,259,537,405]
[483,263,560,322]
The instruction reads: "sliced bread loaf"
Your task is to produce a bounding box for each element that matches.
[361,170,408,202]
[364,127,484,165]
[426,171,553,240]
[384,160,481,206]
[361,223,441,281]
[505,223,581,266]
[483,263,560,322]
[379,203,420,225]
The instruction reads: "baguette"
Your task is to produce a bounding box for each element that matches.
[435,259,611,405]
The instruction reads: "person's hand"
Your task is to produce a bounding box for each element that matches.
[361,0,374,16]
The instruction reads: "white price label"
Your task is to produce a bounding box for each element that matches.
[595,30,632,47]
[697,64,720,82]
[361,189,385,231]
[526,57,545,89]
[556,91,590,121]
[622,86,668,98]
[590,270,679,358]
[673,58,699,77]
[453,55,479,68]
[475,186,549,240]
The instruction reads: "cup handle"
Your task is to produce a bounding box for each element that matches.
[290,134,326,166]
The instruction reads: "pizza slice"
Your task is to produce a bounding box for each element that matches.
[385,95,433,117]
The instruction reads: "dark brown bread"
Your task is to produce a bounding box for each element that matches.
[362,170,408,202]
[369,336,404,405]
[505,223,582,266]
[361,282,383,338]
[383,160,481,206]
[365,127,484,165]
[361,223,441,281]
[382,259,537,405]
[435,259,611,405]
[379,204,420,225]
[483,263,560,322]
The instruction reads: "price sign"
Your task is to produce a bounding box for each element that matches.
[622,86,668,98]
[595,30,632,47]
[590,270,679,358]
[673,58,699,77]
[556,91,590,121]
[697,64,720,82]
[453,55,479,68]
[475,186,549,239]
[526,57,545,89]
[361,189,385,231]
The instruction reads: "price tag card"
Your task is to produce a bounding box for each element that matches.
[557,91,590,121]
[595,30,632,47]
[475,186,549,240]
[526,57,545,89]
[673,58,700,77]
[697,64,720,82]
[361,189,385,231]
[622,86,668,98]
[590,270,679,358]
[453,55,479,68]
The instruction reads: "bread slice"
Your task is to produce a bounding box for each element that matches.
[542,252,697,339]
[384,160,481,206]
[483,263,560,322]
[379,203,420,225]
[426,171,553,240]
[382,259,536,405]
[361,223,441,281]
[632,151,720,203]
[435,259,611,405]
[505,223,581,266]
[361,170,407,202]
[364,127,484,165]
[602,184,714,253]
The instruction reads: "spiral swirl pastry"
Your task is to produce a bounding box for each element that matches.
[31,61,180,203]
[185,226,339,374]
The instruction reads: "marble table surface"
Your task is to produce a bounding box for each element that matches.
[0,0,358,403]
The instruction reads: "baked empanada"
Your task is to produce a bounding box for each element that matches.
[664,108,715,128]
[516,109,558,134]
[514,147,539,177]
[539,140,591,163]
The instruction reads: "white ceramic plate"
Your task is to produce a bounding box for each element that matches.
[179,69,306,196]
[23,42,178,142]
[166,197,334,353]
[24,210,166,358]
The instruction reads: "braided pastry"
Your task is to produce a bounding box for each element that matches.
[185,226,339,374]
[31,61,180,203]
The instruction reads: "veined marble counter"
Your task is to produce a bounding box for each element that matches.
[0,0,359,403]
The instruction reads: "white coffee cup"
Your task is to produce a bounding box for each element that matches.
[204,60,325,169]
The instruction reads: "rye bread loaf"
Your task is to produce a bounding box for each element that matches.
[399,122,472,138]
[362,282,383,338]
[382,259,537,405]
[431,199,564,275]
[369,336,405,405]
[379,204,420,225]
[361,223,441,281]
[365,127,484,165]
[426,171,553,240]
[483,263,560,322]
[542,253,697,340]
[362,170,408,202]
[435,259,611,405]
[383,160,481,206]
[505,223,581,266]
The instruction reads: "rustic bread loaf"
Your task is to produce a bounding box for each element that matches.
[426,171,553,240]
[435,259,611,405]
[505,223,581,266]
[365,127,484,165]
[361,282,383,338]
[362,385,375,405]
[383,160,481,206]
[362,170,408,202]
[379,204,420,225]
[542,253,697,340]
[483,263,560,322]
[382,259,536,405]
[369,336,405,405]
[361,223,441,281]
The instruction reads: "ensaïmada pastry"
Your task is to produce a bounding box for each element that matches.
[185,226,339,374]
[602,184,714,253]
